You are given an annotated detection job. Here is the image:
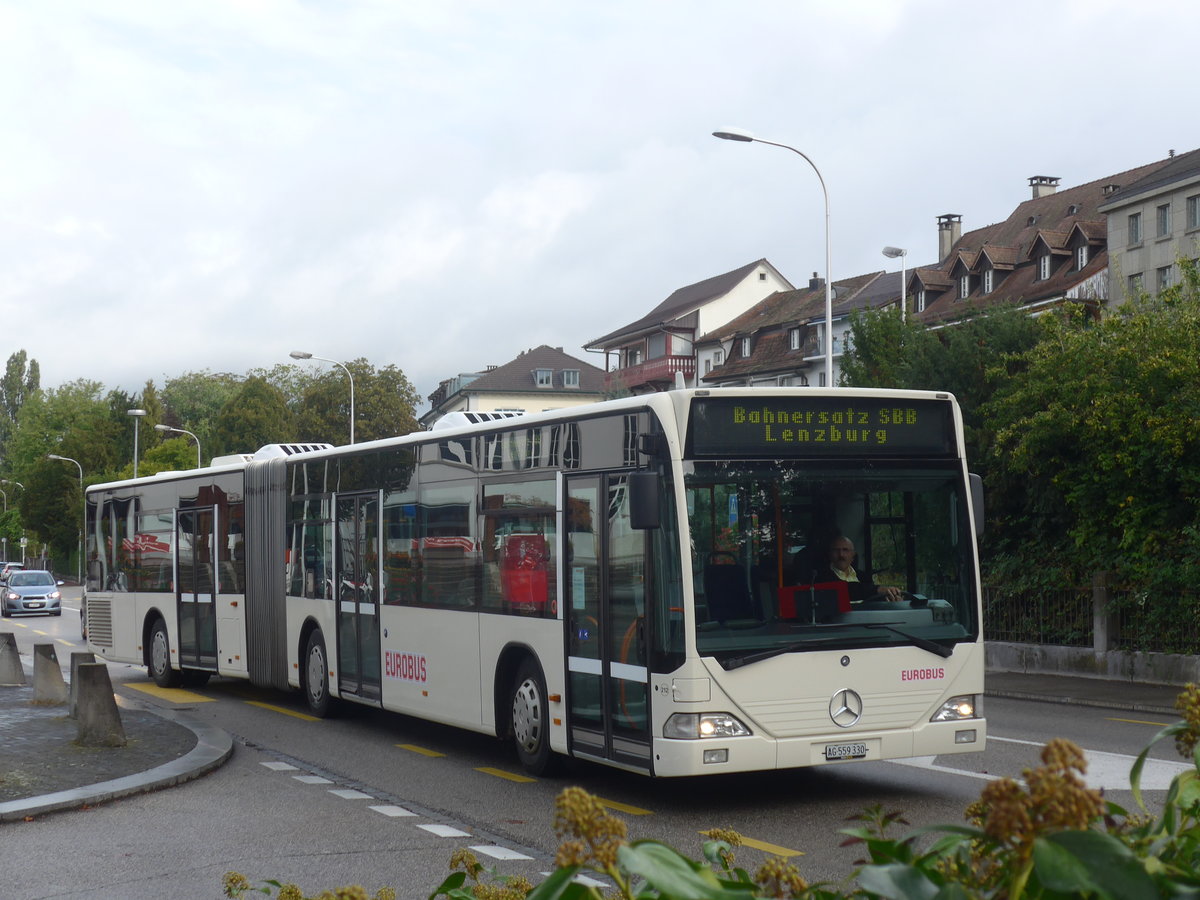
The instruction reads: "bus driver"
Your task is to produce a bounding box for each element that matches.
[822,535,902,603]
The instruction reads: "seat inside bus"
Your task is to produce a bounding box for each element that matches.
[702,552,759,622]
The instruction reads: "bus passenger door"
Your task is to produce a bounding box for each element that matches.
[335,492,382,702]
[176,507,217,670]
[564,474,652,772]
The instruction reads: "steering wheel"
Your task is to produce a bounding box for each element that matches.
[864,590,920,604]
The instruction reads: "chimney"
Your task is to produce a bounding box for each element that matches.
[1029,175,1060,199]
[937,214,962,261]
[808,272,824,291]
[1102,183,1121,197]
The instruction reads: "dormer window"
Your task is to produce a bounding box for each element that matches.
[982,269,994,294]
[1075,245,1089,270]
[740,336,751,357]
[562,369,580,388]
[789,327,801,351]
[1037,254,1051,281]
[534,368,553,388]
[958,274,970,300]
[916,289,927,312]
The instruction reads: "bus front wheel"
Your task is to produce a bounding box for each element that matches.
[511,658,553,775]
[304,629,332,718]
[149,618,181,688]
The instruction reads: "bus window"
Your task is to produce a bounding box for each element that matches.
[480,479,556,617]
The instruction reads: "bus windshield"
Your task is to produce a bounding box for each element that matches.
[684,460,978,665]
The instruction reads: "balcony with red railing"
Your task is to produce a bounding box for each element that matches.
[604,355,696,391]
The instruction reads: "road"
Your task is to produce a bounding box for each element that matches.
[2,589,1192,899]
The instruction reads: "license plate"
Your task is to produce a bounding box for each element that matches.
[29,602,43,608]
[824,741,868,761]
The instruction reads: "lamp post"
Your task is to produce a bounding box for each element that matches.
[155,424,202,469]
[127,409,147,477]
[290,350,356,444]
[713,126,834,385]
[883,246,908,322]
[47,454,84,586]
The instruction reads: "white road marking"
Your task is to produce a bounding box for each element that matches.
[260,761,298,771]
[471,845,532,860]
[888,735,1193,791]
[369,805,417,817]
[329,788,373,800]
[418,823,471,838]
[293,775,333,784]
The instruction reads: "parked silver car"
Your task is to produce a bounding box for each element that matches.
[2,569,64,616]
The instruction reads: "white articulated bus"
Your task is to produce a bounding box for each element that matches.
[82,388,986,776]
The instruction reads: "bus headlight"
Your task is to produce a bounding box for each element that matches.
[931,695,979,722]
[663,713,751,739]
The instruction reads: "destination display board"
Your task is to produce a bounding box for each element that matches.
[686,396,956,457]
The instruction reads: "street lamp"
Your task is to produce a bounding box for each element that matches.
[290,350,356,444]
[713,126,834,385]
[47,454,84,586]
[155,423,203,469]
[883,246,908,322]
[127,409,147,477]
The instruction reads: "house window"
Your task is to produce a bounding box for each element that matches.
[704,358,713,375]
[1157,265,1173,291]
[740,337,750,357]
[958,274,970,299]
[1127,272,1144,296]
[759,272,767,281]
[916,289,927,312]
[982,269,994,293]
[562,369,580,388]
[1157,203,1171,238]
[1037,254,1051,281]
[1128,212,1142,245]
[713,350,723,366]
[789,328,800,351]
[1075,244,1089,270]
[1188,195,1200,230]
[534,368,552,388]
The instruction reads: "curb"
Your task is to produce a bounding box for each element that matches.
[985,685,1178,718]
[0,704,233,822]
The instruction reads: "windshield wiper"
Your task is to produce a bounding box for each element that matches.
[858,623,953,658]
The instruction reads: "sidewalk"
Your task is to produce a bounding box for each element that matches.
[0,664,1187,822]
[0,676,232,822]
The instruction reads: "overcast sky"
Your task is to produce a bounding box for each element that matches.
[3,1,1196,411]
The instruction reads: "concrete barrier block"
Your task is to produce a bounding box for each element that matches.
[75,662,126,747]
[0,631,27,686]
[33,643,69,705]
[69,651,97,718]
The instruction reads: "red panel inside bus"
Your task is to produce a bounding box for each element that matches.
[778,581,851,619]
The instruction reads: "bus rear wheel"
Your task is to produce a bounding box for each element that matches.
[303,629,332,718]
[149,618,181,688]
[511,658,553,775]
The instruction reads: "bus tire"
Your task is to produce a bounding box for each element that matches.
[510,658,554,775]
[303,629,332,718]
[149,618,181,688]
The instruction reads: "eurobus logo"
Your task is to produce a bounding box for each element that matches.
[385,650,427,683]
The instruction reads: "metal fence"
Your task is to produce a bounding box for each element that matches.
[983,584,1200,655]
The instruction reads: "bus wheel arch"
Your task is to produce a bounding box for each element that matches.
[503,649,555,775]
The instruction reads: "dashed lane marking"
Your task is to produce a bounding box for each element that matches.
[55,639,74,648]
[595,797,652,816]
[124,683,216,703]
[715,833,803,858]
[261,761,299,771]
[293,775,333,784]
[397,742,445,757]
[370,805,417,817]
[245,699,320,721]
[1106,716,1172,727]
[418,823,471,838]
[329,788,374,800]
[471,845,533,861]
[475,766,536,783]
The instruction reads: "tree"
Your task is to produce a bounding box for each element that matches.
[0,350,40,457]
[294,360,419,446]
[161,370,247,463]
[983,260,1200,589]
[211,377,295,458]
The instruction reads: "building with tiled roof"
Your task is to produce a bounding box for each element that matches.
[420,345,606,428]
[698,270,900,387]
[914,160,1175,324]
[583,259,792,394]
[1098,147,1200,300]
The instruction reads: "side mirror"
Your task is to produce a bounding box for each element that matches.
[628,471,661,530]
[969,473,984,538]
